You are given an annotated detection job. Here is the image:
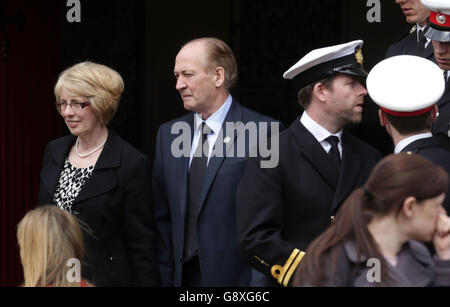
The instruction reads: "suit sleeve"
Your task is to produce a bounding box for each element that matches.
[123,154,161,286]
[151,126,175,286]
[236,156,305,287]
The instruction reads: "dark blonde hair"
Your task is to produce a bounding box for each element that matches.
[54,61,124,126]
[17,206,86,287]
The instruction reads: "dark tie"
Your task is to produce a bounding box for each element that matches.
[326,136,341,170]
[417,29,425,55]
[184,123,211,260]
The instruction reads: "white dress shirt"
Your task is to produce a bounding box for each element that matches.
[300,112,343,158]
[189,95,233,167]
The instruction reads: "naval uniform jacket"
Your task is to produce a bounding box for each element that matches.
[400,137,450,213]
[236,118,382,287]
[385,25,435,60]
[37,129,160,287]
[152,100,283,287]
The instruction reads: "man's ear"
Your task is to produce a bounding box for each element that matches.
[401,196,418,218]
[379,110,394,137]
[430,105,438,123]
[313,82,327,103]
[379,109,388,127]
[214,67,226,88]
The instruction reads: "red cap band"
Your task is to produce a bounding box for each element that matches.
[380,106,434,117]
[431,11,450,28]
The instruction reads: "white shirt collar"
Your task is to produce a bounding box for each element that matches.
[194,95,233,136]
[395,132,433,154]
[300,111,343,144]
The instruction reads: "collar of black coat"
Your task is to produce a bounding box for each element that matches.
[344,240,432,266]
[50,127,122,170]
[400,136,440,153]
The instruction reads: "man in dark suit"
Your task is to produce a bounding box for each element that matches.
[367,54,450,212]
[152,37,282,287]
[386,0,432,59]
[236,41,382,287]
[422,0,450,150]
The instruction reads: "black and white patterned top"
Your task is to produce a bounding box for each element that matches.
[53,158,95,213]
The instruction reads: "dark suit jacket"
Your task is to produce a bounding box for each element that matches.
[37,129,160,287]
[236,118,382,287]
[433,83,450,151]
[385,26,434,60]
[152,99,283,287]
[401,137,450,213]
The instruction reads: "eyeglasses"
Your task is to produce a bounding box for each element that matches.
[55,100,91,112]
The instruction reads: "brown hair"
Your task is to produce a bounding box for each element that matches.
[294,153,448,287]
[17,206,88,287]
[297,76,336,110]
[184,37,238,90]
[385,110,433,135]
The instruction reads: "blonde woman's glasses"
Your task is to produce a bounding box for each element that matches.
[55,100,91,112]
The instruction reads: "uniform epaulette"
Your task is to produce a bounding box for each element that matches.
[396,25,417,41]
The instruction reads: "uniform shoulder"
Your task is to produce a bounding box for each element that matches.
[393,25,417,44]
[111,131,148,161]
[385,25,417,58]
[46,134,74,149]
[344,133,383,158]
[239,104,280,124]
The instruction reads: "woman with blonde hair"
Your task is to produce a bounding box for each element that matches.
[37,62,160,286]
[294,154,450,287]
[17,206,90,287]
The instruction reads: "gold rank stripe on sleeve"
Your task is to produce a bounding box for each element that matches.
[271,249,306,287]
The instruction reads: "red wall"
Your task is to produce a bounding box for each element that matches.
[0,0,63,286]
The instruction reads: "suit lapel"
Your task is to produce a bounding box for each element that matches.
[196,100,242,216]
[74,129,121,204]
[178,116,195,218]
[291,120,340,190]
[41,135,75,196]
[401,137,437,153]
[331,133,363,213]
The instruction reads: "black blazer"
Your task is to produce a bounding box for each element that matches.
[152,99,283,286]
[37,129,160,287]
[236,118,382,287]
[401,137,450,212]
[385,26,435,60]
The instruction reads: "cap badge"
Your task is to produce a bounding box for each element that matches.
[355,47,364,65]
[437,14,447,24]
